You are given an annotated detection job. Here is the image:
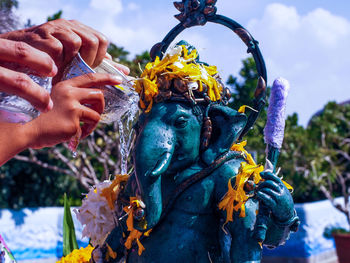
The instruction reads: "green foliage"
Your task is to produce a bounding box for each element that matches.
[227,57,268,164]
[227,57,350,204]
[0,0,18,10]
[63,193,78,256]
[47,10,63,21]
[108,43,150,76]
[0,155,84,208]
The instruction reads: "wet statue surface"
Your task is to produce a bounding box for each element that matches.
[89,1,300,262]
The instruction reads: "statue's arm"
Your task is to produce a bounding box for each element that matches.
[214,163,299,262]
[214,162,263,263]
[256,171,300,247]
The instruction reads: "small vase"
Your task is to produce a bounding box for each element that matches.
[333,232,350,263]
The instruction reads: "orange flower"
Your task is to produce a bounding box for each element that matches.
[123,197,148,256]
[56,245,94,263]
[134,45,223,112]
[219,141,293,224]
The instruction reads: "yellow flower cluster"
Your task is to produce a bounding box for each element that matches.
[134,45,223,112]
[100,174,130,210]
[218,141,264,224]
[56,245,94,263]
[123,197,151,256]
[218,141,293,224]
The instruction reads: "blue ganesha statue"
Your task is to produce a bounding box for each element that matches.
[89,1,299,262]
[89,41,299,263]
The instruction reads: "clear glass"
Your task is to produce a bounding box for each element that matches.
[0,68,52,123]
[62,54,138,155]
[0,55,138,156]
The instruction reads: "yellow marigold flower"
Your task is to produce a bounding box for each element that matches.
[219,141,293,224]
[123,197,148,256]
[134,45,223,112]
[218,162,264,224]
[100,174,130,210]
[56,245,94,263]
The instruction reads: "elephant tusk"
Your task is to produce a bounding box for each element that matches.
[150,152,173,177]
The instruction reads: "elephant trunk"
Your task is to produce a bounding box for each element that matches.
[133,122,175,231]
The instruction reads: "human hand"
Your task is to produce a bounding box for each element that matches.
[0,38,57,112]
[103,53,130,76]
[25,73,122,149]
[256,171,294,223]
[0,19,109,82]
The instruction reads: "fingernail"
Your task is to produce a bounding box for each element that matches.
[49,63,58,77]
[43,98,54,113]
[119,64,130,75]
[111,75,123,82]
[89,90,103,95]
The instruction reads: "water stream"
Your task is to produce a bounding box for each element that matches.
[117,93,139,174]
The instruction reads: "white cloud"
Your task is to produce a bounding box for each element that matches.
[13,1,350,126]
[127,2,140,11]
[89,0,122,14]
[247,3,350,125]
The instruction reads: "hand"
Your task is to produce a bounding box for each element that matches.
[0,19,109,82]
[0,38,57,112]
[25,73,122,149]
[256,171,294,223]
[104,53,130,75]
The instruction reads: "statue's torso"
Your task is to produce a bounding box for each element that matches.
[127,159,260,263]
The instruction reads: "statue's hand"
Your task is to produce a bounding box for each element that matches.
[256,171,294,223]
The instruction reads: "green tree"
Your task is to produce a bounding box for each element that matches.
[0,0,19,33]
[227,57,268,164]
[47,10,62,21]
[0,0,18,10]
[108,43,150,76]
[305,102,350,224]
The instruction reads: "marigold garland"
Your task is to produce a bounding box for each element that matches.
[123,197,150,256]
[133,45,223,113]
[56,245,94,263]
[218,141,293,224]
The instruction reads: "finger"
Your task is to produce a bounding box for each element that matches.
[79,105,101,138]
[104,53,112,60]
[0,39,57,77]
[79,90,105,114]
[260,171,282,184]
[106,59,130,75]
[70,20,109,68]
[51,29,82,66]
[258,188,280,202]
[256,192,276,208]
[67,21,99,67]
[21,27,65,67]
[257,180,281,193]
[0,66,53,112]
[65,73,122,88]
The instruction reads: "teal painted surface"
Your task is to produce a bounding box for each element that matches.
[99,100,297,263]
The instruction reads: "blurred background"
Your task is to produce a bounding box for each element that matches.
[0,0,349,262]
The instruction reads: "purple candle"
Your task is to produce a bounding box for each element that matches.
[264,77,290,149]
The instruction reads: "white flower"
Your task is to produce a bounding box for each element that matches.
[74,181,118,247]
[166,45,182,57]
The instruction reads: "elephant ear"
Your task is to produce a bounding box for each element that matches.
[201,104,247,165]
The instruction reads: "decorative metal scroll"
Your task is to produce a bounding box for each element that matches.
[149,0,267,139]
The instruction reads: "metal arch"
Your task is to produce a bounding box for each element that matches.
[150,15,266,84]
[149,1,267,139]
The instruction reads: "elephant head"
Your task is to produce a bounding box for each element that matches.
[131,42,248,231]
[133,101,247,230]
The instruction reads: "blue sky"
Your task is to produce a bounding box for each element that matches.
[14,0,350,125]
